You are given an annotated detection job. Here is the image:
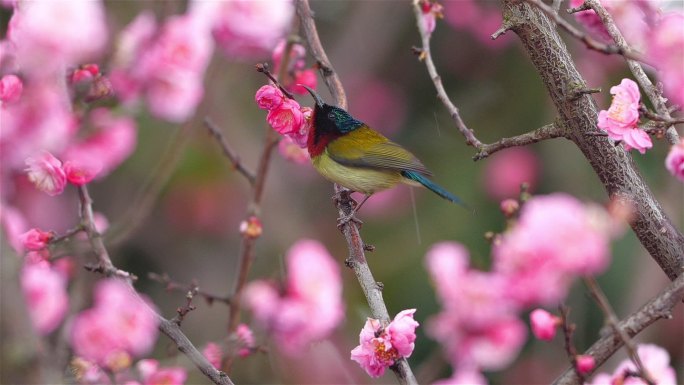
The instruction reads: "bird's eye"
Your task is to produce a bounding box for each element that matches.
[328,112,335,119]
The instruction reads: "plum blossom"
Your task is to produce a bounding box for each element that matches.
[483,148,539,200]
[266,98,304,135]
[70,279,159,369]
[255,84,285,110]
[202,342,223,369]
[0,74,23,104]
[649,12,684,106]
[425,242,526,370]
[25,151,66,196]
[63,155,102,186]
[665,139,684,182]
[236,323,256,357]
[587,344,677,385]
[243,239,343,356]
[597,78,652,154]
[19,227,52,251]
[7,0,107,75]
[350,309,419,378]
[137,359,187,385]
[21,262,69,334]
[530,308,560,341]
[493,194,612,307]
[576,355,595,375]
[420,0,444,36]
[278,136,310,164]
[191,0,294,60]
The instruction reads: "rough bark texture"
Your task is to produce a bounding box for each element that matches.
[502,0,684,280]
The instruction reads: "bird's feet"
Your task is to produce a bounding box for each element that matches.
[337,212,363,230]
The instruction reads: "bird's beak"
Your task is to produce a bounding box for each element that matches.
[299,84,325,107]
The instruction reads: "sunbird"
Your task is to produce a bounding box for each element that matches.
[301,85,465,214]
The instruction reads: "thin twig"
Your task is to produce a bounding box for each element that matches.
[148,272,232,307]
[524,0,641,60]
[473,123,566,160]
[76,184,234,385]
[49,225,85,245]
[297,1,418,384]
[583,277,655,385]
[558,305,585,383]
[553,271,684,385]
[411,0,483,148]
[583,0,679,145]
[204,117,256,184]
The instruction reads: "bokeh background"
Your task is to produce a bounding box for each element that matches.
[1,1,682,384]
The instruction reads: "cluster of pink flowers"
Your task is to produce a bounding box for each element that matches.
[24,150,100,196]
[587,344,677,385]
[271,40,318,95]
[427,193,613,382]
[665,139,684,182]
[110,10,213,123]
[70,279,159,370]
[190,0,294,60]
[597,78,652,154]
[255,84,312,160]
[350,309,419,378]
[243,239,343,356]
[21,260,69,335]
[72,357,187,385]
[648,12,684,107]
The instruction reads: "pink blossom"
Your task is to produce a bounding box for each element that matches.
[290,69,318,95]
[70,357,111,385]
[493,194,611,307]
[483,148,539,200]
[266,98,304,135]
[425,242,470,304]
[290,106,312,148]
[597,78,651,153]
[665,139,684,182]
[0,81,76,170]
[70,279,159,368]
[63,154,103,186]
[243,239,343,356]
[272,39,307,74]
[649,13,684,106]
[192,0,294,60]
[0,74,23,104]
[254,84,285,110]
[570,0,611,42]
[70,64,100,84]
[530,308,560,341]
[236,323,256,357]
[202,343,223,368]
[350,309,419,378]
[8,0,107,75]
[21,262,68,334]
[589,344,676,385]
[598,78,640,133]
[25,151,67,196]
[278,136,310,164]
[576,355,595,375]
[63,108,137,179]
[19,227,53,251]
[420,1,444,36]
[137,359,188,385]
[499,198,519,217]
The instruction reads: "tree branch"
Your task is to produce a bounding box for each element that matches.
[76,185,234,385]
[204,117,256,185]
[524,0,641,60]
[411,0,483,148]
[553,271,684,385]
[501,0,684,280]
[583,0,680,145]
[296,1,418,384]
[584,277,655,385]
[473,123,566,160]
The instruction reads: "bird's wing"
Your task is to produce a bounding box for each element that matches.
[327,126,433,176]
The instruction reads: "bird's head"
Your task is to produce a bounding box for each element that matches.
[301,85,364,156]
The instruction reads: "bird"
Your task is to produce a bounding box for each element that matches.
[300,85,466,218]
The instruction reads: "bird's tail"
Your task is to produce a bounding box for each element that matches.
[401,170,470,210]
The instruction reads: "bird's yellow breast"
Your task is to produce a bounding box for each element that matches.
[312,152,403,194]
